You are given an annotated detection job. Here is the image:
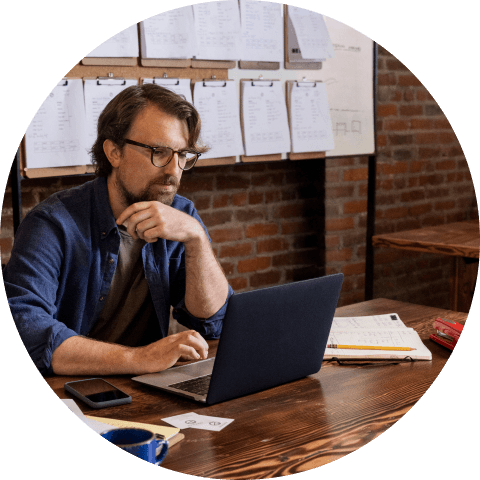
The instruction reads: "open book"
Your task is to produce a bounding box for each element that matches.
[324,313,432,361]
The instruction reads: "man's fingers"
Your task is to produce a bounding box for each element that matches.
[116,202,152,226]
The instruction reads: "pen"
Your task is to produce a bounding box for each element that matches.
[327,344,416,351]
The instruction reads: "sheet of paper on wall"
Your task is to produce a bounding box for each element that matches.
[320,16,375,157]
[193,1,241,60]
[143,78,193,104]
[239,0,283,62]
[289,82,335,153]
[241,80,291,156]
[84,79,138,151]
[288,6,334,60]
[193,81,244,159]
[140,7,196,59]
[24,79,89,169]
[85,24,139,57]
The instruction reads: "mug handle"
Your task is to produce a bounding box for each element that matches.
[155,434,169,465]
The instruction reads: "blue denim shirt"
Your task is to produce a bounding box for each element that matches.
[3,177,233,375]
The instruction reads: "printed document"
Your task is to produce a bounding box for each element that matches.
[140,7,196,59]
[193,2,241,60]
[25,79,89,169]
[289,82,334,153]
[288,6,334,60]
[239,0,283,62]
[241,80,291,156]
[84,79,138,150]
[85,24,139,57]
[193,81,244,159]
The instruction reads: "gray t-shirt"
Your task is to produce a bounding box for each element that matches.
[88,225,160,346]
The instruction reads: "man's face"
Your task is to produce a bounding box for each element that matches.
[113,104,189,207]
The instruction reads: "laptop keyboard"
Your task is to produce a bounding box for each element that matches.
[169,375,212,396]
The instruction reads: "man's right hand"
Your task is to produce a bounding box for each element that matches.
[132,330,209,373]
[51,330,209,376]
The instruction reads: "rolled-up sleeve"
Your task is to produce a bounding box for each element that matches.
[172,284,234,339]
[4,211,79,375]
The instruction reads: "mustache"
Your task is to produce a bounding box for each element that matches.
[157,175,180,187]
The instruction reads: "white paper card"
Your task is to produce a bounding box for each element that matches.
[84,78,138,150]
[239,0,283,62]
[288,6,334,60]
[241,80,290,156]
[86,24,139,58]
[162,412,234,431]
[193,81,244,159]
[331,313,407,330]
[289,82,334,153]
[25,79,89,169]
[193,2,242,60]
[140,7,196,59]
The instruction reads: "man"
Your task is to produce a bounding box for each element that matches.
[4,84,233,376]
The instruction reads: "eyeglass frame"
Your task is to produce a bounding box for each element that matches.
[124,138,201,171]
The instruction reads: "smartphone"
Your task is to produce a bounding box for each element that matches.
[64,378,132,409]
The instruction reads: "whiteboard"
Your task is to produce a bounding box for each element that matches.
[229,13,375,158]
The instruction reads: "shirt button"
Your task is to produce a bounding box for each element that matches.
[109,258,114,264]
[100,296,104,301]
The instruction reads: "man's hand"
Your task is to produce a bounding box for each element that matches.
[132,330,209,373]
[116,201,203,244]
[51,330,209,376]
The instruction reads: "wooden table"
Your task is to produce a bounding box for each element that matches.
[372,220,479,312]
[45,298,465,478]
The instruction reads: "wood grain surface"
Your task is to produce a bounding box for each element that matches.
[372,220,480,258]
[45,299,466,478]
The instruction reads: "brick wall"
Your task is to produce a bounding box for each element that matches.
[1,45,477,309]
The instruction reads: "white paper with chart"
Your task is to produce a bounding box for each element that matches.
[84,79,138,151]
[239,0,283,62]
[140,7,196,59]
[241,80,291,156]
[193,81,244,159]
[25,79,89,169]
[193,2,241,60]
[288,81,335,153]
[288,6,334,60]
[85,24,139,58]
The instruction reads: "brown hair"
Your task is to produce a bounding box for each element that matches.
[90,83,208,177]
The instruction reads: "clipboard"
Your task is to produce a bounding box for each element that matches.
[239,61,280,70]
[192,78,238,167]
[191,59,236,69]
[81,57,137,67]
[239,78,285,163]
[284,5,323,70]
[286,79,327,161]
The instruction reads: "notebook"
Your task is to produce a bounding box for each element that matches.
[132,273,344,405]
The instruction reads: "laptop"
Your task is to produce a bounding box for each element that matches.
[132,273,343,405]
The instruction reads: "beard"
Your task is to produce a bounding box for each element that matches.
[116,173,180,207]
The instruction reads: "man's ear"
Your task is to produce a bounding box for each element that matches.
[103,139,122,168]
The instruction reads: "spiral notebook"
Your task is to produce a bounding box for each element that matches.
[324,313,432,361]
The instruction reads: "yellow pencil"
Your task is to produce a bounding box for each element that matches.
[327,344,416,351]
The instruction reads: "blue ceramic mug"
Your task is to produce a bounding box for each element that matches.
[101,428,169,465]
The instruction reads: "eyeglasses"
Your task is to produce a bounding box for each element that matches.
[124,139,201,171]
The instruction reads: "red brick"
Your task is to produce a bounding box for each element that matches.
[281,220,310,235]
[257,238,288,253]
[237,256,271,273]
[343,262,365,276]
[343,168,368,182]
[210,227,243,243]
[219,243,253,258]
[410,118,433,129]
[229,277,248,291]
[383,206,409,219]
[409,204,432,216]
[399,105,423,116]
[249,270,282,288]
[245,223,278,238]
[275,204,305,219]
[436,160,456,171]
[377,74,397,86]
[201,211,232,227]
[379,162,409,175]
[248,192,264,205]
[384,119,409,131]
[398,74,422,87]
[343,200,367,214]
[232,192,248,206]
[377,104,397,117]
[213,194,229,208]
[415,132,439,144]
[435,201,455,211]
[325,218,355,231]
[326,248,352,262]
